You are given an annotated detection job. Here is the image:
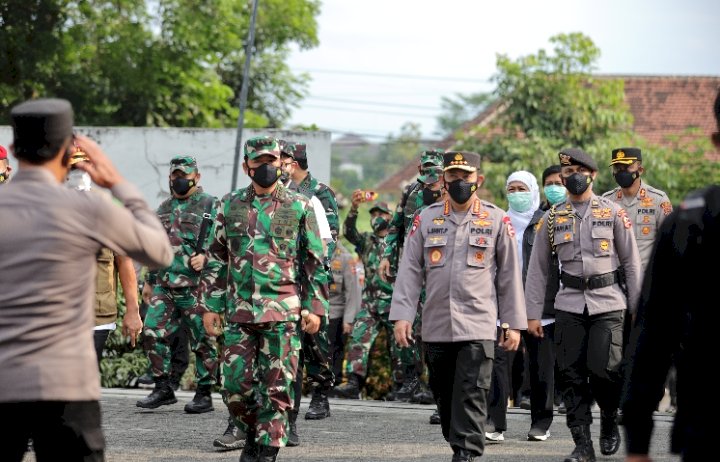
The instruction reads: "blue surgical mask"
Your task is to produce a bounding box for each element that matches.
[507,191,533,213]
[543,184,567,205]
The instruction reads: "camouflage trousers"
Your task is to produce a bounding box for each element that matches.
[345,301,415,382]
[223,321,300,448]
[143,286,219,387]
[300,314,335,389]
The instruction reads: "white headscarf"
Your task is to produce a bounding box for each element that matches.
[506,170,540,265]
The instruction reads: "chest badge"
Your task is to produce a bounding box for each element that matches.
[641,226,651,235]
[475,251,485,263]
[599,240,609,252]
[429,249,443,264]
[433,217,445,225]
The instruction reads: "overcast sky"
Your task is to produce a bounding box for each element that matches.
[286,0,720,140]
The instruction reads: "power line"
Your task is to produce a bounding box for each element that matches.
[302,104,438,119]
[307,95,441,111]
[295,67,488,83]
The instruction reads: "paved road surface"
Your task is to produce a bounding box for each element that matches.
[23,388,680,462]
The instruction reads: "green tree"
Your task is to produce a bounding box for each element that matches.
[0,0,320,127]
[435,92,493,137]
[454,32,716,205]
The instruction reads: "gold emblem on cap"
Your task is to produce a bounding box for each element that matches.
[559,153,571,165]
[616,150,625,159]
[454,153,463,161]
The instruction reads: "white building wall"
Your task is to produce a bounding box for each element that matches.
[0,127,330,208]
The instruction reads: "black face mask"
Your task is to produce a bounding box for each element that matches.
[446,179,477,204]
[563,172,592,195]
[421,186,442,205]
[170,177,195,196]
[250,162,281,188]
[613,170,639,189]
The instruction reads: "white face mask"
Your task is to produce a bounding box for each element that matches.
[66,169,92,191]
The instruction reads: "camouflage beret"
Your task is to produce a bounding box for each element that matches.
[244,136,280,160]
[170,155,198,174]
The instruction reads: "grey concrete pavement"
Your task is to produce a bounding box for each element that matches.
[23,388,680,462]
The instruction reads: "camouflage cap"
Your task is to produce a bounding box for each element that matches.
[244,136,280,160]
[418,165,443,184]
[170,155,198,174]
[420,149,444,167]
[369,201,392,215]
[291,143,307,161]
[278,139,294,157]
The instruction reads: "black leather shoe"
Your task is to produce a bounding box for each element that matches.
[564,426,596,462]
[451,448,476,462]
[286,410,299,447]
[136,381,177,409]
[429,409,440,425]
[304,389,331,420]
[599,411,620,455]
[239,429,258,462]
[394,376,419,402]
[184,386,214,413]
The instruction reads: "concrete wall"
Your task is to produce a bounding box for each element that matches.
[0,127,331,208]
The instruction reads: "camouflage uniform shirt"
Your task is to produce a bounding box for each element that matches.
[383,181,424,271]
[294,172,339,257]
[201,183,329,323]
[147,187,218,288]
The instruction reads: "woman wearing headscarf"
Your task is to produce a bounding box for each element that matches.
[485,171,541,443]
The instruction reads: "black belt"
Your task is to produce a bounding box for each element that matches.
[560,270,620,291]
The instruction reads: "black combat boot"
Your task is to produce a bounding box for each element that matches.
[286,410,300,447]
[136,378,177,409]
[304,388,331,420]
[383,382,403,401]
[332,373,362,399]
[410,379,434,404]
[213,416,245,451]
[564,425,596,462]
[599,410,621,455]
[257,445,279,462]
[239,429,258,462]
[395,375,419,402]
[429,408,441,425]
[184,384,214,413]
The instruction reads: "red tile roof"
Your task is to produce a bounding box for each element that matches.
[376,75,720,193]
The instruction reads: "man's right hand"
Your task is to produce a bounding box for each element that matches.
[393,320,414,348]
[202,312,223,337]
[378,258,391,282]
[350,189,363,209]
[527,319,544,338]
[73,134,124,189]
[141,284,153,305]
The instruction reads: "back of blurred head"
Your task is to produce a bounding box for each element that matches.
[11,98,74,166]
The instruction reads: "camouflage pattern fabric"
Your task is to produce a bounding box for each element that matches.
[144,188,220,384]
[343,210,409,380]
[223,321,300,447]
[146,188,218,287]
[144,286,219,386]
[201,183,328,320]
[201,182,328,447]
[295,172,339,257]
[383,182,425,272]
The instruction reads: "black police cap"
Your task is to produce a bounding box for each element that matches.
[11,98,74,159]
[610,147,642,166]
[558,148,598,172]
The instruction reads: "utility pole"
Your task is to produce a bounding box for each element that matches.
[231,0,260,190]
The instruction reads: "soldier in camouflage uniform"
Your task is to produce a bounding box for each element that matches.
[285,143,339,421]
[332,197,402,399]
[137,156,220,414]
[200,136,329,462]
[378,150,445,419]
